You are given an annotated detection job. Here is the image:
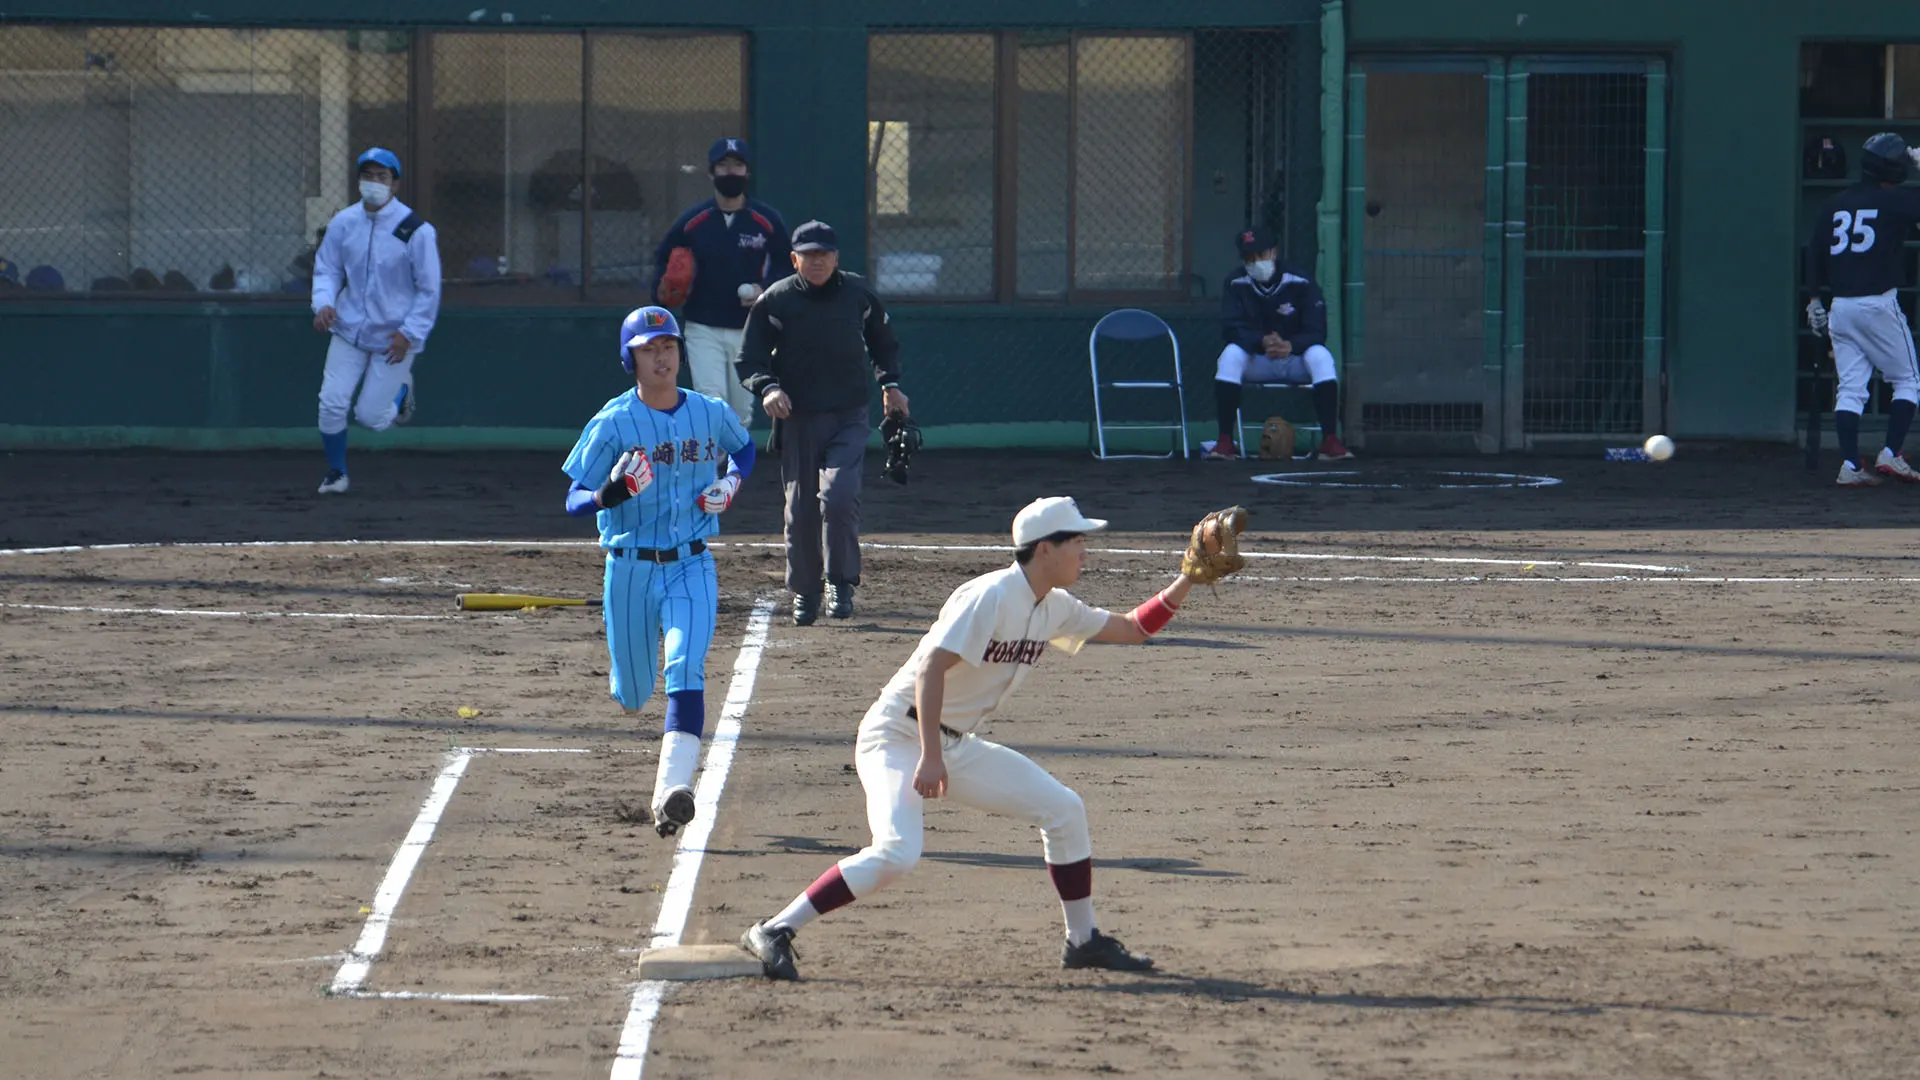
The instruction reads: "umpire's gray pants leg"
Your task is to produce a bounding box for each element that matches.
[781,406,868,596]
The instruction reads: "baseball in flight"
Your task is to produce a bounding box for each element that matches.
[1643,434,1675,461]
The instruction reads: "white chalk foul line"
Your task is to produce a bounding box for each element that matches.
[608,595,777,1080]
[329,749,473,995]
[342,990,561,1003]
[0,536,1693,575]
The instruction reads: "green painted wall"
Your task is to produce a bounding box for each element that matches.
[0,0,1319,451]
[1345,0,1919,440]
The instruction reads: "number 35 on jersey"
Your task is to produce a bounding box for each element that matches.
[1832,209,1879,254]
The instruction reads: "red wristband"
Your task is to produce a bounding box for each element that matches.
[1130,590,1178,636]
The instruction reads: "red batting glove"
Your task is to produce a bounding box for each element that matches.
[697,474,741,514]
[612,447,654,497]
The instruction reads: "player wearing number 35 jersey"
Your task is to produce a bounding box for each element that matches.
[1806,132,1920,487]
[739,497,1207,981]
[563,306,754,838]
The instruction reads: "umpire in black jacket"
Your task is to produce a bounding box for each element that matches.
[736,220,909,626]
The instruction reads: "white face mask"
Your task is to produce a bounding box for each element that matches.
[1246,259,1276,283]
[359,180,392,208]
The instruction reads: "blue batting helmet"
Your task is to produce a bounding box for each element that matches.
[356,147,402,178]
[618,306,683,373]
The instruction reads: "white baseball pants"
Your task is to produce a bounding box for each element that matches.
[1830,291,1920,414]
[684,321,753,423]
[1215,341,1338,386]
[317,334,415,434]
[834,719,1093,898]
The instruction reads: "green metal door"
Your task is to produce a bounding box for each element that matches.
[1343,58,1503,452]
[1346,55,1668,451]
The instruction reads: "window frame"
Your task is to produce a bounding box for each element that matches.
[867,28,1197,307]
[0,24,749,308]
[0,23,421,307]
[425,28,751,308]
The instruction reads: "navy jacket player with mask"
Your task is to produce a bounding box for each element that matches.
[1806,132,1920,486]
[1206,226,1351,461]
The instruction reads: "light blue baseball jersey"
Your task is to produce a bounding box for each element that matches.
[564,388,752,550]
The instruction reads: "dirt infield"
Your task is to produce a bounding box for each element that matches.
[3,446,1918,1079]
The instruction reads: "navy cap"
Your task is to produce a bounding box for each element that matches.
[708,137,750,166]
[1235,226,1277,259]
[791,220,838,253]
[0,257,18,284]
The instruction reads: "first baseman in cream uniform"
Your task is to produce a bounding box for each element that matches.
[740,496,1203,979]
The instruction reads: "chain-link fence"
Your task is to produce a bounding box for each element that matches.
[864,28,1289,313]
[0,25,744,302]
[1521,71,1649,435]
[0,25,407,296]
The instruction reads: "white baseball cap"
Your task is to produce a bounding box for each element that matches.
[1012,496,1108,547]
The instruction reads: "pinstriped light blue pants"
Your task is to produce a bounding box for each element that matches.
[602,550,718,712]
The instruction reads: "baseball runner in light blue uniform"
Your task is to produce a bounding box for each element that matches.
[564,305,755,837]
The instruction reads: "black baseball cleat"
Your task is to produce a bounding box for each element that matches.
[826,583,855,620]
[654,786,695,839]
[792,593,821,627]
[1062,930,1154,972]
[741,920,800,980]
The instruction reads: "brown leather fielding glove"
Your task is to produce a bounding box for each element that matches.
[1180,506,1251,585]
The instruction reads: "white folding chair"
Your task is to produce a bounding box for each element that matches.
[1089,309,1189,460]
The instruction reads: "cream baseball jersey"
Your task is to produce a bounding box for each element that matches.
[868,564,1111,737]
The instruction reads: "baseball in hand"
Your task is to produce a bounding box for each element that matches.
[1643,435,1675,462]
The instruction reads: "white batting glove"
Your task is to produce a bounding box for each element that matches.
[1806,298,1829,336]
[611,447,654,497]
[1907,147,1920,171]
[697,474,741,514]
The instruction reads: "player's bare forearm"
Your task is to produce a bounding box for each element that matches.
[912,656,954,799]
[913,665,946,756]
[912,649,967,794]
[1096,575,1192,644]
[913,649,966,747]
[1161,573,1195,608]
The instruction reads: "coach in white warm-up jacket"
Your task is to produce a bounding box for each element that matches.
[310,146,442,495]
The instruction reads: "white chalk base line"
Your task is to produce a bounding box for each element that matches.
[608,596,777,1080]
[322,746,596,1004]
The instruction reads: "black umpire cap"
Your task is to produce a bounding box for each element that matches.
[792,220,838,252]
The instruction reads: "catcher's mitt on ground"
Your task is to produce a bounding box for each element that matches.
[1181,506,1250,585]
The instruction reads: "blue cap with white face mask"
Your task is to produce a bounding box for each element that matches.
[356,147,403,178]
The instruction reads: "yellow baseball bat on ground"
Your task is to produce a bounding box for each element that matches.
[456,593,601,611]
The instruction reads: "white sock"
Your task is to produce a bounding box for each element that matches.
[770,893,821,933]
[1061,898,1096,946]
[651,730,702,812]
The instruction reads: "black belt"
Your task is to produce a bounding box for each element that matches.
[906,706,965,741]
[609,539,705,563]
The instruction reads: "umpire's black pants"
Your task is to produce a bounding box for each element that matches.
[778,405,867,596]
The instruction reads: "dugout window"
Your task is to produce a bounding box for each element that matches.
[0,25,408,298]
[0,24,746,306]
[866,29,1288,305]
[429,30,747,305]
